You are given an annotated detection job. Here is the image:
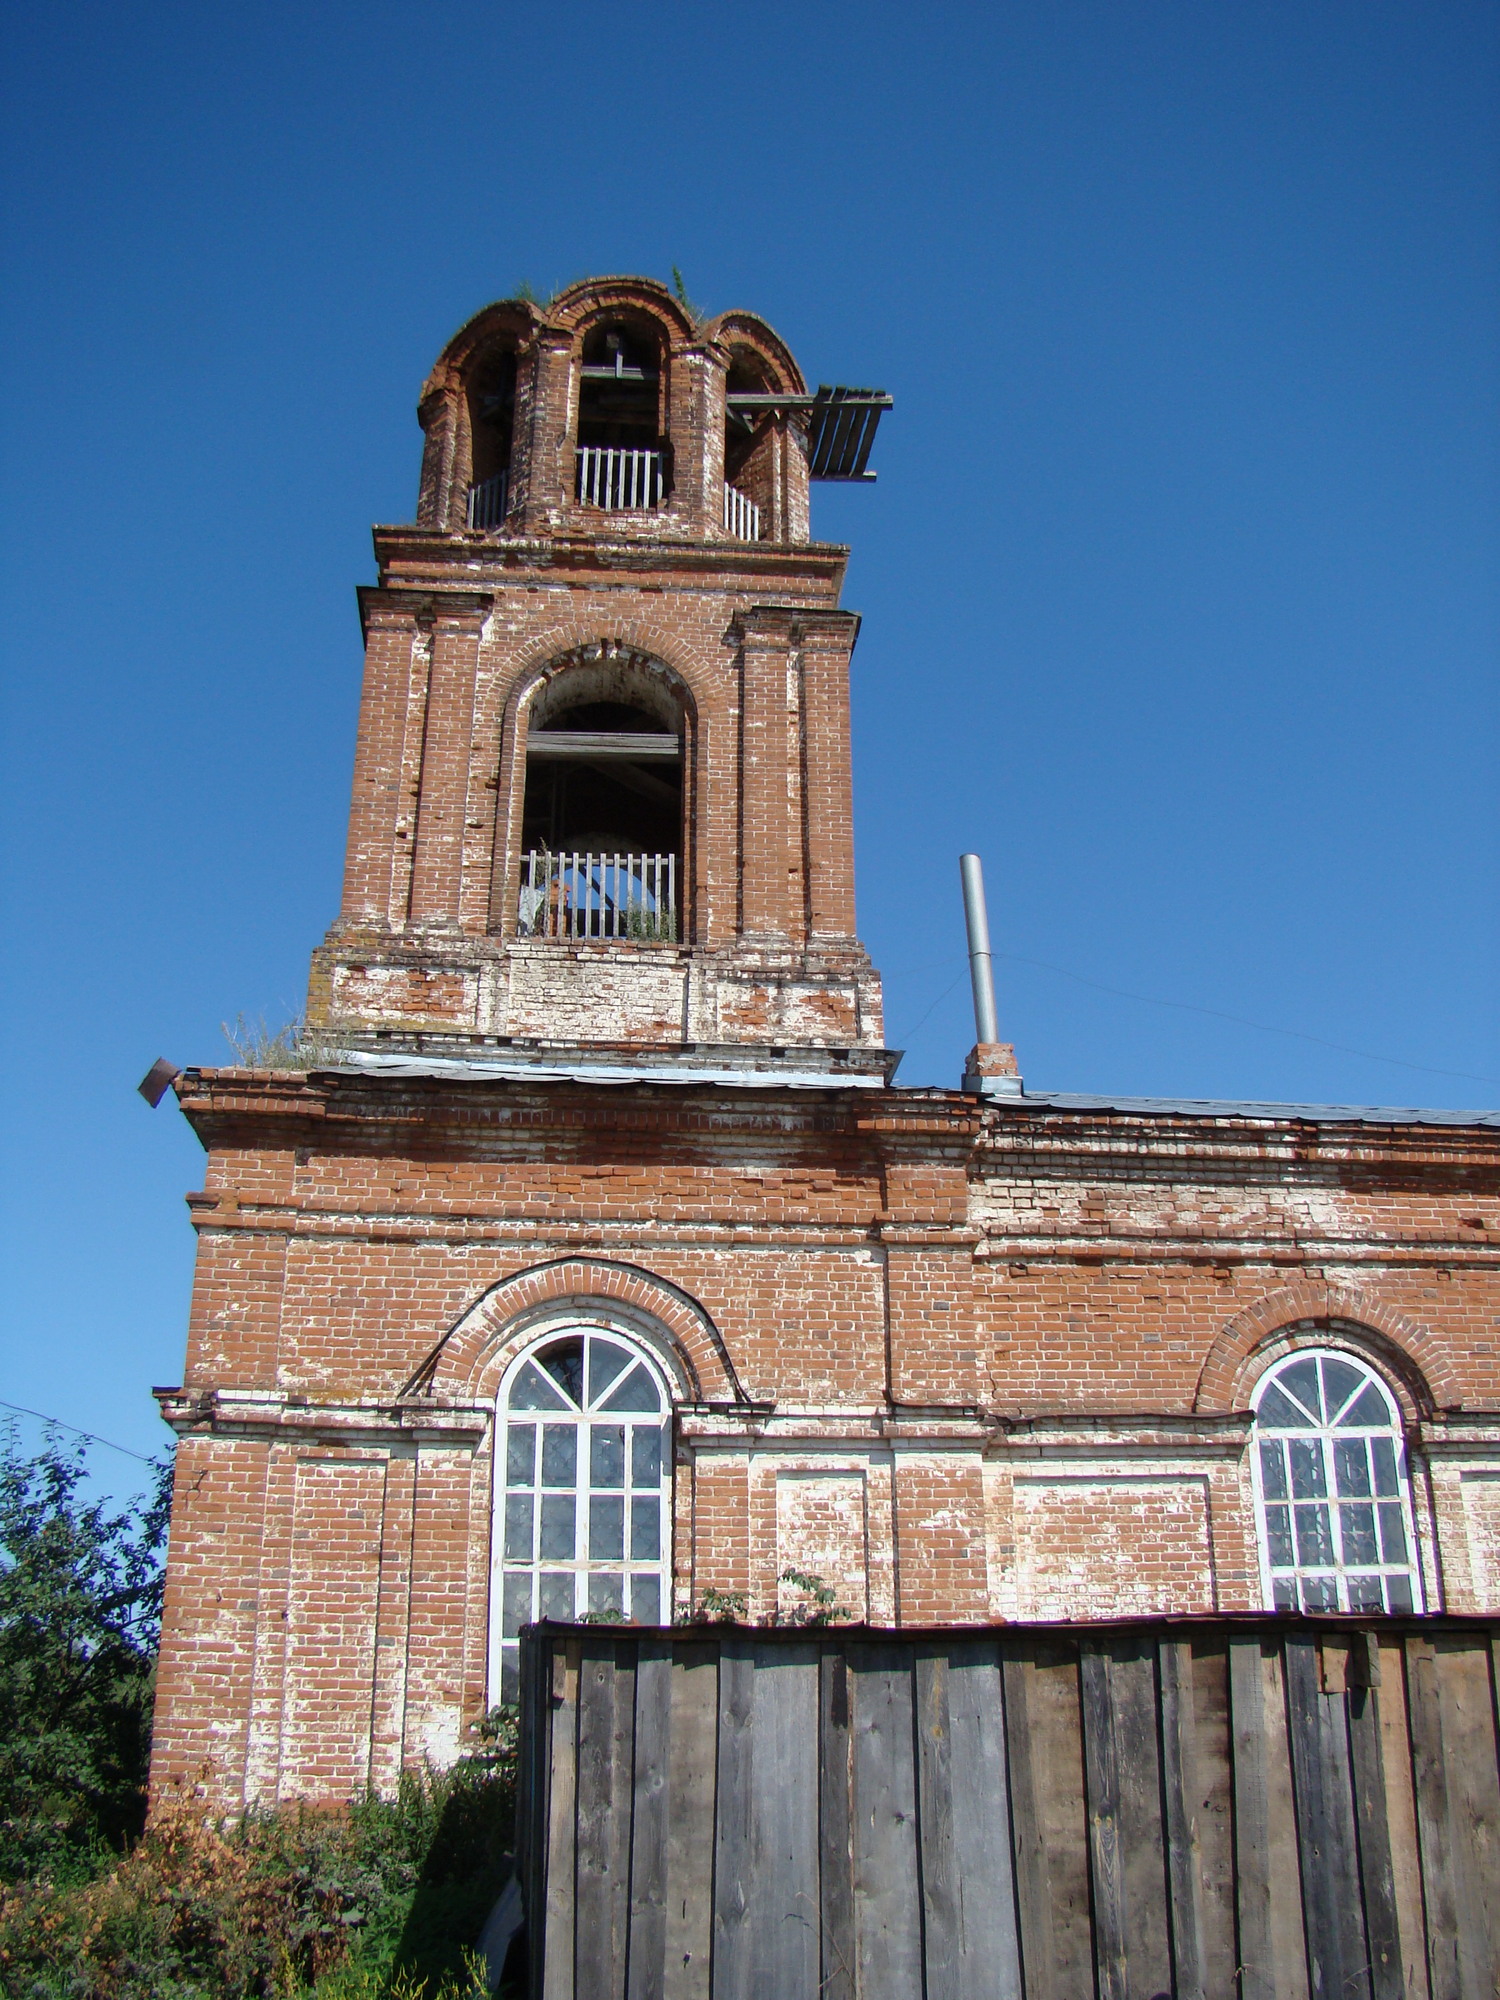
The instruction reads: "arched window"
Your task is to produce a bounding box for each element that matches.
[490,1328,672,1700]
[1251,1348,1422,1614]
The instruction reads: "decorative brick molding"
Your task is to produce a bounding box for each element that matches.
[1193,1282,1462,1417]
[416,1257,745,1406]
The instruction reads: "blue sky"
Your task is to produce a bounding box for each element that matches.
[2,1,1496,1491]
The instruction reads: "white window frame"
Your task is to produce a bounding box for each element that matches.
[1249,1346,1423,1615]
[488,1324,673,1705]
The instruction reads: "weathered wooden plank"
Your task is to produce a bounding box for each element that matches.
[1159,1638,1206,2000]
[1228,1638,1274,2000]
[851,1643,925,1997]
[1406,1632,1500,2000]
[819,1649,855,2000]
[1081,1638,1172,2000]
[915,1648,958,2000]
[712,1636,820,2000]
[1185,1637,1238,1998]
[663,1642,718,2000]
[999,1646,1058,2000]
[942,1640,1023,2000]
[1373,1635,1429,2000]
[626,1636,672,2000]
[1284,1634,1369,2000]
[1009,1636,1095,1999]
[576,1639,636,2000]
[1341,1641,1402,2000]
[542,1638,581,2000]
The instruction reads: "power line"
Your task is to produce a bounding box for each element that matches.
[0,1400,162,1466]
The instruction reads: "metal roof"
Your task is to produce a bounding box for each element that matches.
[1005,1091,1500,1128]
[724,384,893,481]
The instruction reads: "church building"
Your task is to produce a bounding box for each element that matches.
[148,278,1500,1808]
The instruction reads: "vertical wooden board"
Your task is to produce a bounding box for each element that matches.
[1228,1638,1275,2000]
[1283,1636,1369,2000]
[1345,1676,1402,2000]
[627,1637,673,2000]
[1184,1638,1239,1998]
[1081,1639,1172,2000]
[576,1639,636,2000]
[1373,1637,1429,2000]
[752,1640,822,1998]
[543,1641,581,2000]
[711,1636,756,2000]
[915,1649,958,2000]
[819,1649,855,2000]
[1003,1637,1094,2000]
[1406,1634,1462,2000]
[1158,1639,1206,2000]
[851,1643,925,1998]
[1411,1634,1500,2000]
[941,1641,1023,2000]
[664,1642,718,2000]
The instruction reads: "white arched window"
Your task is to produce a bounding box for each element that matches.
[490,1327,672,1701]
[1251,1348,1422,1614]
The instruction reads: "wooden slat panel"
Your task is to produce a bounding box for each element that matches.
[1374,1636,1430,2000]
[819,1649,855,2000]
[712,1637,820,2000]
[1002,1636,1093,1999]
[1344,1659,1403,2000]
[1185,1637,1239,1997]
[1406,1632,1500,2000]
[929,1639,1023,2000]
[627,1637,673,2000]
[1159,1638,1207,2000]
[663,1643,718,2000]
[1284,1635,1369,2000]
[576,1639,636,2000]
[1081,1638,1172,2000]
[543,1639,581,2000]
[851,1644,925,1997]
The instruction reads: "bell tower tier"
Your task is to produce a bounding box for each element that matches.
[309,278,893,1068]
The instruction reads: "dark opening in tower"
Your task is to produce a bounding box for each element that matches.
[576,322,669,509]
[519,682,683,942]
[466,344,516,529]
[722,349,773,540]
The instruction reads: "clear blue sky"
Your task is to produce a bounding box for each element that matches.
[2,1,1496,1491]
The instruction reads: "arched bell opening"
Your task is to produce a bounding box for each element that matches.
[463,342,517,530]
[517,654,686,943]
[575,319,671,511]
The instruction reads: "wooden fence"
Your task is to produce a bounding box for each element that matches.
[516,1616,1500,2000]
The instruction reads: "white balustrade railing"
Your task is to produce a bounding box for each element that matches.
[723,482,761,541]
[466,471,509,529]
[576,447,664,511]
[517,851,677,942]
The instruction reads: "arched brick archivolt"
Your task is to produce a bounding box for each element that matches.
[1193,1281,1461,1419]
[411,1257,745,1407]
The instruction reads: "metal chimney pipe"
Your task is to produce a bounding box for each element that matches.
[959,853,1000,1045]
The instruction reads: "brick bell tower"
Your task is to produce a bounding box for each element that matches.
[309,277,894,1080]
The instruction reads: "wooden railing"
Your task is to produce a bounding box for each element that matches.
[517,1615,1500,1999]
[723,482,761,540]
[575,447,663,511]
[516,850,676,942]
[465,472,508,529]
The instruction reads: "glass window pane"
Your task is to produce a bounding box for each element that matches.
[539,1340,585,1406]
[1386,1574,1414,1614]
[510,1364,566,1411]
[591,1424,625,1488]
[1370,1438,1399,1497]
[1280,1358,1323,1421]
[1264,1503,1295,1569]
[1343,1383,1392,1428]
[541,1425,577,1487]
[1378,1501,1408,1565]
[1289,1440,1327,1499]
[1339,1502,1378,1566]
[538,1572,574,1622]
[1294,1503,1334,1567]
[506,1423,536,1485]
[1259,1440,1289,1499]
[1300,1575,1337,1612]
[602,1365,662,1413]
[1273,1577,1297,1610]
[504,1493,533,1561]
[1347,1574,1384,1613]
[499,1645,520,1705]
[632,1425,664,1487]
[502,1571,531,1637]
[540,1494,576,1560]
[1333,1439,1371,1498]
[587,1338,633,1405]
[1255,1383,1306,1429]
[632,1574,661,1625]
[590,1495,625,1561]
[1320,1357,1365,1421]
[631,1495,661,1560]
[588,1572,624,1617]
